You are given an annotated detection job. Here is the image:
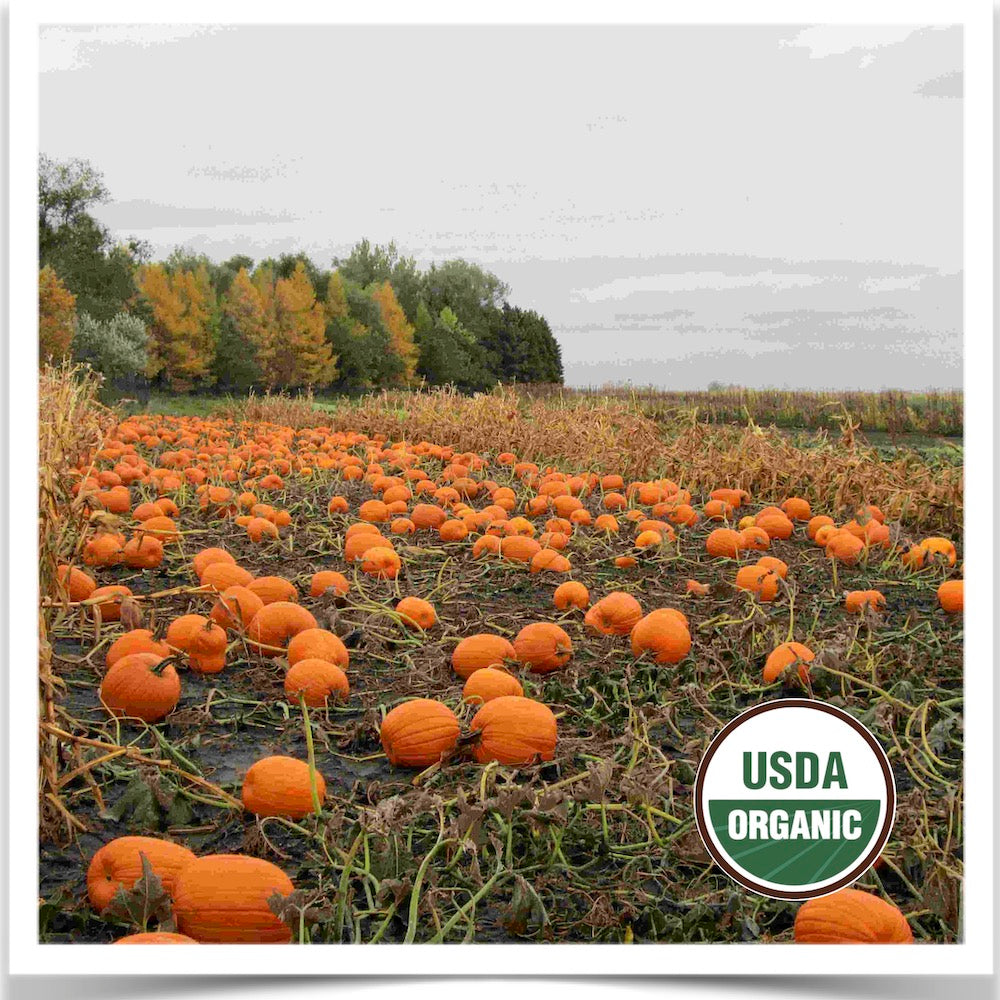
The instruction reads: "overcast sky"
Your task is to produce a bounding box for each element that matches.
[39,24,962,390]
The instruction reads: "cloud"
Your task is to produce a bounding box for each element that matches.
[915,70,963,98]
[569,270,829,303]
[94,199,298,229]
[40,25,228,74]
[778,26,921,61]
[860,274,927,294]
[187,158,302,183]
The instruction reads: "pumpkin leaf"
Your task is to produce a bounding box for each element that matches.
[502,874,549,938]
[267,888,332,936]
[101,853,173,932]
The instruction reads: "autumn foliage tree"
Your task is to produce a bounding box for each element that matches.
[135,263,218,391]
[39,266,77,364]
[370,281,418,384]
[253,262,336,389]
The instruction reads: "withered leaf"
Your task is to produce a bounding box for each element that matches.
[101,853,173,931]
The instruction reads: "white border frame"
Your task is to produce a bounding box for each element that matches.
[7,0,994,977]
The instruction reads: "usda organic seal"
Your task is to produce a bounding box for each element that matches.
[694,699,895,900]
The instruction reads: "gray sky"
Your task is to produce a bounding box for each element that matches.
[39,24,963,390]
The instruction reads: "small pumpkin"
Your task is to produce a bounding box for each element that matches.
[763,641,815,684]
[242,756,326,819]
[309,570,350,598]
[56,564,97,602]
[106,629,170,670]
[584,591,643,635]
[247,575,298,606]
[937,579,963,613]
[284,658,350,707]
[462,666,524,705]
[246,602,318,655]
[630,609,691,664]
[396,596,437,630]
[100,653,181,722]
[553,580,590,611]
[844,590,887,613]
[705,528,743,559]
[210,585,264,631]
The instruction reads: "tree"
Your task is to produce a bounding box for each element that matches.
[215,267,265,392]
[334,239,423,322]
[421,259,510,341]
[39,266,77,363]
[73,312,148,382]
[480,305,564,384]
[370,281,418,384]
[254,262,336,389]
[39,154,146,320]
[414,303,491,389]
[135,263,218,391]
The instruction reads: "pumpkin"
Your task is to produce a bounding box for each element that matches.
[763,641,815,684]
[553,580,590,611]
[242,756,325,819]
[193,547,236,579]
[451,634,516,679]
[247,575,298,606]
[755,511,794,540]
[55,564,97,602]
[246,516,279,543]
[122,534,164,569]
[344,532,392,562]
[309,570,349,598]
[630,609,691,664]
[328,495,349,515]
[172,855,294,943]
[210,585,264,630]
[530,549,572,574]
[114,932,198,944]
[106,629,170,670]
[469,696,557,765]
[937,579,963,613]
[705,528,743,558]
[807,515,836,539]
[287,628,349,668]
[380,699,460,767]
[733,565,779,601]
[781,497,812,521]
[82,532,125,567]
[793,888,913,943]
[89,585,132,622]
[844,590,887,613]
[919,536,957,567]
[199,560,253,591]
[685,579,710,596]
[739,526,770,552]
[825,531,865,566]
[584,591,643,635]
[100,653,181,722]
[462,666,524,705]
[247,602,318,655]
[284,658,350,707]
[411,503,447,530]
[755,555,788,579]
[703,499,734,521]
[513,622,573,673]
[499,535,541,563]
[396,596,437,630]
[87,836,197,912]
[166,614,227,674]
[439,519,469,542]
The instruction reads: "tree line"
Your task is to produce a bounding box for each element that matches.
[38,155,564,393]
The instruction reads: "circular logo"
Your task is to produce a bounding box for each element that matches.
[694,700,895,900]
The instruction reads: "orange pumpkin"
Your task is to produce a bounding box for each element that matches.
[763,642,815,684]
[584,591,642,635]
[794,888,912,943]
[553,580,590,611]
[630,609,691,664]
[87,836,197,912]
[380,699,460,767]
[452,634,516,679]
[462,666,524,705]
[172,855,294,943]
[100,653,181,722]
[242,756,325,819]
[284,658,350,707]
[513,622,573,673]
[469,696,557,765]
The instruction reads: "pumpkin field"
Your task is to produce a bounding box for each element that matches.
[38,371,964,945]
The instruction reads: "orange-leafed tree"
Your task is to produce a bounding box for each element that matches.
[39,266,77,364]
[370,280,418,384]
[135,263,218,391]
[254,261,336,389]
[221,267,267,362]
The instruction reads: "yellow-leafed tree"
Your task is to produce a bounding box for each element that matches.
[253,262,336,389]
[135,263,218,391]
[221,266,267,361]
[370,280,418,384]
[39,266,77,364]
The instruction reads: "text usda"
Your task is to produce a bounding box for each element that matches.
[694,700,895,900]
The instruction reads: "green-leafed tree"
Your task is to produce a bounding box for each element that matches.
[480,304,563,384]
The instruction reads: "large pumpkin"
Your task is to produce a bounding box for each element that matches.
[380,699,460,767]
[469,696,557,765]
[172,854,294,943]
[451,634,516,679]
[87,836,197,911]
[794,888,913,943]
[99,653,181,722]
